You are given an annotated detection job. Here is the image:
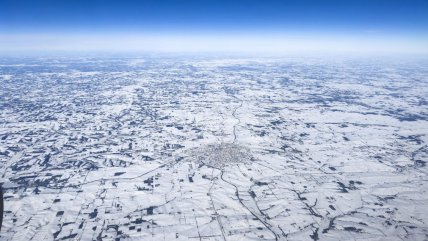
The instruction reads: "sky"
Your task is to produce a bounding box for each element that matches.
[0,0,427,54]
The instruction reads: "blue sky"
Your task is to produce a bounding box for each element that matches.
[1,0,427,54]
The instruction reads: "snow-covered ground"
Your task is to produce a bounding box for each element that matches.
[0,55,427,241]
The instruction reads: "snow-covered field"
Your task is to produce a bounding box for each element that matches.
[0,55,427,241]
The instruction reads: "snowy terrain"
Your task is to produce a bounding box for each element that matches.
[0,55,427,241]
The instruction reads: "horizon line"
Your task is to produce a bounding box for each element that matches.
[1,32,428,55]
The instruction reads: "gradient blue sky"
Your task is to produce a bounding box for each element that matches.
[1,0,428,54]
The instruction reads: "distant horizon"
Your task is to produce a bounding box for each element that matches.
[1,0,428,54]
[1,32,428,56]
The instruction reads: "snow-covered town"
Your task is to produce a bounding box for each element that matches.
[0,56,427,240]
